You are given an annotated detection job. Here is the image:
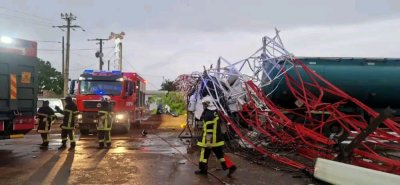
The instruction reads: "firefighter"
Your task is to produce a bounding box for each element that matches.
[55,96,78,151]
[97,95,113,149]
[37,101,56,148]
[195,96,237,177]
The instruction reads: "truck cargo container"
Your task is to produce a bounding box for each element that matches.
[0,37,37,139]
[264,57,400,115]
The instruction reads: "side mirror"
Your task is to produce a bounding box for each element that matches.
[69,80,76,95]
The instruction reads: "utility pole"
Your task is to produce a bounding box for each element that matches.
[62,36,64,76]
[88,38,109,70]
[53,13,85,96]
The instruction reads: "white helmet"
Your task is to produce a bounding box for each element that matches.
[101,95,111,103]
[201,96,217,110]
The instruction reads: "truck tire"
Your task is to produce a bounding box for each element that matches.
[123,117,131,134]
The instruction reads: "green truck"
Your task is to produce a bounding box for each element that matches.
[264,57,400,117]
[0,37,38,139]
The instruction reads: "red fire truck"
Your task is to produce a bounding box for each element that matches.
[0,36,37,139]
[70,70,146,134]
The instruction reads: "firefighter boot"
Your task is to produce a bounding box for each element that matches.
[194,162,208,175]
[220,161,228,170]
[227,165,237,178]
[58,141,67,150]
[98,143,104,149]
[40,142,49,148]
[69,142,76,151]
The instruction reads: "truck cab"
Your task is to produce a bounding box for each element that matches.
[71,70,146,134]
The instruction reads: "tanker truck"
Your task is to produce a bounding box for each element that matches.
[264,57,400,111]
[0,37,38,139]
[70,70,146,134]
[263,57,400,137]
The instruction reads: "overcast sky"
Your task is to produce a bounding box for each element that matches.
[1,0,399,90]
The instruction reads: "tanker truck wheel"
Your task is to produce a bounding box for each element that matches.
[123,117,131,134]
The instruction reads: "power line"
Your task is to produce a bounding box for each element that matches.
[0,6,54,23]
[88,37,110,70]
[0,13,53,27]
[38,47,114,51]
[70,63,97,71]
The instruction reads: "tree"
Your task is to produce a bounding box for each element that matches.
[37,58,64,95]
[161,92,186,115]
[160,79,177,91]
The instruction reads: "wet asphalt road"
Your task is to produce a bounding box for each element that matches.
[0,116,316,185]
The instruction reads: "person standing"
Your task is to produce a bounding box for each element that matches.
[37,100,56,148]
[55,96,78,151]
[97,96,113,149]
[195,96,237,177]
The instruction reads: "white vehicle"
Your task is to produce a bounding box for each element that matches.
[37,98,65,120]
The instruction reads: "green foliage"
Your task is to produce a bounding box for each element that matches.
[161,92,186,115]
[160,79,177,91]
[37,58,63,95]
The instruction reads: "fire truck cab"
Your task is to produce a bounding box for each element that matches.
[71,70,146,134]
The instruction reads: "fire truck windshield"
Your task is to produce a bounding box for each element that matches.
[79,81,122,95]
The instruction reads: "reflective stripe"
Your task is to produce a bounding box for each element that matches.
[105,131,111,143]
[62,126,74,130]
[199,148,207,163]
[38,114,52,133]
[219,158,226,162]
[64,109,73,128]
[43,134,49,142]
[97,111,112,130]
[70,131,76,142]
[197,141,224,147]
[10,74,17,99]
[197,114,224,147]
[38,130,50,133]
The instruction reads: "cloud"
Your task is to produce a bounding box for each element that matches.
[3,1,400,90]
[115,17,400,89]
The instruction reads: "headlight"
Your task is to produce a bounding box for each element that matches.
[77,114,82,119]
[116,114,124,120]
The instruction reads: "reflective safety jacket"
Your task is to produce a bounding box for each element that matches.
[197,109,224,148]
[97,102,113,131]
[57,103,78,130]
[97,111,113,131]
[37,106,56,133]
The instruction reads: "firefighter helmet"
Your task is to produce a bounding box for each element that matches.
[101,95,111,103]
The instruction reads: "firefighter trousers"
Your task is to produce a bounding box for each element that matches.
[40,132,49,145]
[97,130,111,146]
[61,129,76,147]
[199,146,227,171]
